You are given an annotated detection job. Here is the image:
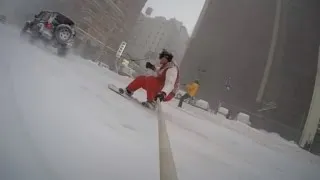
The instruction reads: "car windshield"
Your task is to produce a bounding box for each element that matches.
[37,11,51,21]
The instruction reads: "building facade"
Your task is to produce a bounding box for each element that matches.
[125,14,189,66]
[190,0,210,39]
[69,0,147,66]
[180,0,320,142]
[2,0,147,66]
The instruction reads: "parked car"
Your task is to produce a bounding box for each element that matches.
[0,15,7,24]
[21,10,76,57]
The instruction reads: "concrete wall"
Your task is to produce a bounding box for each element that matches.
[181,0,277,108]
[260,0,320,132]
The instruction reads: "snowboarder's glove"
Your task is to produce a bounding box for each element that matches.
[155,92,166,102]
[146,62,156,71]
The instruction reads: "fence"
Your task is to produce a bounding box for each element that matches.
[73,27,146,76]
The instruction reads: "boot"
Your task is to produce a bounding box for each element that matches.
[141,101,157,110]
[119,88,133,97]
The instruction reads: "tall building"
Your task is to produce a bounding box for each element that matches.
[190,0,210,39]
[125,14,189,66]
[70,0,147,49]
[181,0,320,143]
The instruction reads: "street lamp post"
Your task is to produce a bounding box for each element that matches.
[256,0,283,103]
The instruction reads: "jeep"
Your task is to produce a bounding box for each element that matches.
[21,11,76,57]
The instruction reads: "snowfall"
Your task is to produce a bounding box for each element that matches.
[0,24,320,180]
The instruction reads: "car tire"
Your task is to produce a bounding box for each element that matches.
[21,23,29,32]
[20,22,30,37]
[55,25,72,44]
[27,24,41,43]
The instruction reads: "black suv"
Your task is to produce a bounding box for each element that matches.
[21,11,76,57]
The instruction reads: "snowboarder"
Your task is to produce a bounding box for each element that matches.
[178,80,200,108]
[120,49,180,109]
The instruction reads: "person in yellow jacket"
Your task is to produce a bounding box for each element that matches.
[178,80,200,108]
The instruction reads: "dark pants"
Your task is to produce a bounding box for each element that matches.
[178,93,191,107]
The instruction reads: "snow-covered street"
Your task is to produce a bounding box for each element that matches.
[0,24,320,180]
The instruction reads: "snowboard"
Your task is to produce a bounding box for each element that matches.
[108,84,157,110]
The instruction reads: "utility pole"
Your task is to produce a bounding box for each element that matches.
[256,0,282,103]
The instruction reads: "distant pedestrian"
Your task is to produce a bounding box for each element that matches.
[178,80,200,108]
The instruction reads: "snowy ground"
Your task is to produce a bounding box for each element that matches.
[1,24,320,180]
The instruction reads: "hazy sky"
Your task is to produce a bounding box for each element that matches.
[142,0,206,35]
